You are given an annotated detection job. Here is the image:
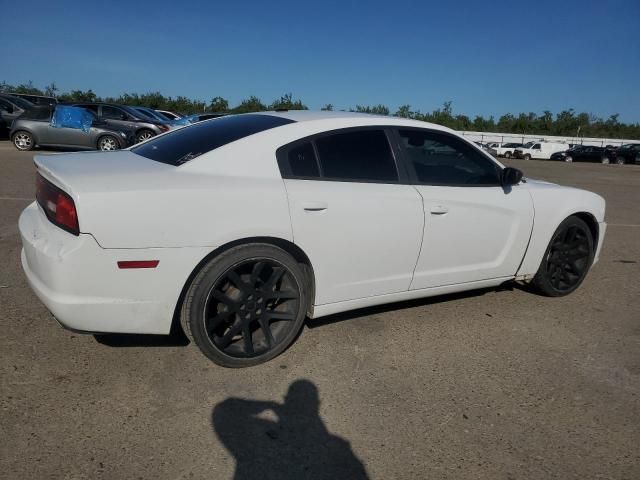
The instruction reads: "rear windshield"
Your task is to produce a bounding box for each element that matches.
[132,114,295,165]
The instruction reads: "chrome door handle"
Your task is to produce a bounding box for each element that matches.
[430,205,449,215]
[303,201,328,212]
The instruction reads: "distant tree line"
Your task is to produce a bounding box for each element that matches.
[2,80,638,139]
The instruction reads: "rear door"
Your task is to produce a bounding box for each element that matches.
[394,128,534,289]
[279,128,424,305]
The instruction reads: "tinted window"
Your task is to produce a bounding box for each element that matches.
[286,142,320,178]
[398,129,501,186]
[132,114,295,166]
[18,106,52,121]
[79,104,98,113]
[102,105,126,120]
[315,130,398,182]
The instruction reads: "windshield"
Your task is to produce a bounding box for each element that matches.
[132,114,295,165]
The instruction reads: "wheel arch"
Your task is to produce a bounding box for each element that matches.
[170,236,316,336]
[572,211,599,251]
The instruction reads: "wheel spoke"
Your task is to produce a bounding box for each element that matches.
[218,322,243,348]
[242,325,254,354]
[266,290,299,300]
[227,270,248,291]
[264,267,285,290]
[258,318,275,347]
[211,289,239,308]
[267,311,295,321]
[207,309,235,333]
[250,261,266,287]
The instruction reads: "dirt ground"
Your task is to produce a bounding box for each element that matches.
[1,141,639,479]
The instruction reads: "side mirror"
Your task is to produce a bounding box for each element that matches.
[501,167,523,186]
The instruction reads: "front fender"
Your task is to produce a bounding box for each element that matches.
[516,180,606,278]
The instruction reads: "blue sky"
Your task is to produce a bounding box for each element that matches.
[1,0,639,122]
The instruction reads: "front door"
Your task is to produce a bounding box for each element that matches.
[394,128,534,289]
[279,129,424,305]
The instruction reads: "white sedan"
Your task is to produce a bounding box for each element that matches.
[19,111,606,367]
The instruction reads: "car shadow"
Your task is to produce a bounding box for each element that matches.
[306,282,515,329]
[93,329,189,347]
[212,379,370,480]
[93,283,517,348]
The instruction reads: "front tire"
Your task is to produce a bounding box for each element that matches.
[523,154,531,161]
[531,216,594,297]
[601,156,610,165]
[615,156,625,165]
[12,131,34,151]
[504,151,512,159]
[181,244,309,367]
[565,156,573,163]
[97,135,120,151]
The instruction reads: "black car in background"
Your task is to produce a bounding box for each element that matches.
[550,145,618,164]
[0,94,35,132]
[613,144,640,164]
[10,106,135,151]
[8,93,58,106]
[72,102,171,143]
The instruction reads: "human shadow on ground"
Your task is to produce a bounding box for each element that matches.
[212,380,370,480]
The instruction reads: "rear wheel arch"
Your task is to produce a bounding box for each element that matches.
[170,237,316,336]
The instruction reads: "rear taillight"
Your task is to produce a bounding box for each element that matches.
[36,174,79,235]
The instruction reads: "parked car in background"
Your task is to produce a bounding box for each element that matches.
[8,93,58,106]
[18,111,606,367]
[550,145,618,164]
[156,109,182,120]
[513,141,569,160]
[491,142,523,158]
[72,103,171,143]
[10,106,134,151]
[0,94,35,130]
[132,106,176,123]
[171,112,227,126]
[613,143,640,164]
[474,141,498,157]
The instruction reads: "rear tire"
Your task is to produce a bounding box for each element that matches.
[135,129,155,143]
[601,156,610,164]
[181,244,309,367]
[615,156,625,165]
[531,216,594,297]
[12,131,34,151]
[565,156,573,163]
[97,135,120,151]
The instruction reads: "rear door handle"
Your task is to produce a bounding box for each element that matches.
[430,205,449,215]
[302,201,328,212]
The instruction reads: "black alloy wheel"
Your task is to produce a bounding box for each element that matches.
[532,216,594,296]
[182,244,308,367]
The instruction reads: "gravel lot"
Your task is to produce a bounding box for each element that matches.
[1,141,639,480]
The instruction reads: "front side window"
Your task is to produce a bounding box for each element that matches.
[315,130,398,182]
[398,129,501,186]
[532,143,541,150]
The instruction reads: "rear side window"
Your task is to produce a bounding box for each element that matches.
[315,130,398,182]
[132,114,295,165]
[287,142,320,177]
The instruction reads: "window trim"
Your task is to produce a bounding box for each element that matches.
[391,127,504,188]
[276,126,409,185]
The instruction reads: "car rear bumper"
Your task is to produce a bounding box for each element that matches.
[19,202,211,334]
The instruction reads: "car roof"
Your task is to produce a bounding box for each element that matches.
[252,110,453,132]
